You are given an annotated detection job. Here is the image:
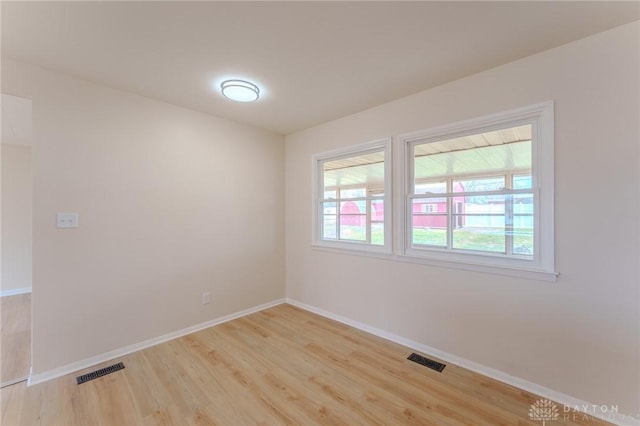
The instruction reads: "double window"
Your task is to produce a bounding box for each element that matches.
[313,103,555,280]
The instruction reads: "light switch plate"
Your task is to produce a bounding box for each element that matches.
[56,213,79,228]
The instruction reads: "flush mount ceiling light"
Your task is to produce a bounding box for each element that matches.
[220,79,260,102]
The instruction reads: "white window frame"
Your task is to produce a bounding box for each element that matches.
[312,138,392,254]
[399,102,556,280]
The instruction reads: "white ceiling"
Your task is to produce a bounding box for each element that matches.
[2,2,638,135]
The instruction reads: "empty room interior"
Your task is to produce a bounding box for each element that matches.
[1,2,639,425]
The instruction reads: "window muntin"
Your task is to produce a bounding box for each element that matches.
[314,139,391,252]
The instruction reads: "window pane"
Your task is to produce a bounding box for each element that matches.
[464,194,505,215]
[323,215,336,239]
[371,199,384,221]
[462,195,505,214]
[323,151,385,189]
[413,125,532,180]
[412,213,448,228]
[324,190,336,199]
[412,196,447,247]
[412,198,447,224]
[322,202,337,215]
[340,188,366,199]
[339,215,366,241]
[340,200,365,213]
[514,214,533,229]
[415,181,446,195]
[513,193,533,255]
[513,225,533,256]
[458,213,505,228]
[513,193,534,214]
[412,226,447,247]
[322,201,337,240]
[420,203,437,213]
[371,222,384,245]
[453,176,504,193]
[453,223,506,253]
[513,174,532,189]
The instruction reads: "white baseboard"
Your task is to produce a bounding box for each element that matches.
[286,298,640,426]
[1,287,32,297]
[28,298,285,387]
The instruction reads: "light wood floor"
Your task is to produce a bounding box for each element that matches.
[1,304,610,425]
[1,293,31,387]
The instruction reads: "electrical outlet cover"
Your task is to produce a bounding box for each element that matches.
[56,213,79,228]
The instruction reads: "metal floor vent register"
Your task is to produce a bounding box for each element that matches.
[76,362,125,385]
[407,353,446,372]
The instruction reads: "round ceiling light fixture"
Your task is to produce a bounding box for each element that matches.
[220,79,260,102]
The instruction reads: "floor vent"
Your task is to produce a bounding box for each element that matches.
[76,362,125,385]
[407,353,446,372]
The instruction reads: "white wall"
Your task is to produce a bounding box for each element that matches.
[286,22,640,414]
[1,144,33,294]
[1,58,285,375]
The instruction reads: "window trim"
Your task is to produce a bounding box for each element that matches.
[398,102,556,279]
[312,138,392,254]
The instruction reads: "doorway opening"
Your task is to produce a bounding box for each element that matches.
[1,93,33,387]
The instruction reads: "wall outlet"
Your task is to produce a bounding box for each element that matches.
[56,213,79,228]
[202,292,210,305]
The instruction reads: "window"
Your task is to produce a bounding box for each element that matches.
[313,138,391,253]
[401,102,555,277]
[310,103,555,280]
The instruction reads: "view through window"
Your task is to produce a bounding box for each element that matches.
[409,124,534,257]
[315,139,391,251]
[321,151,385,245]
[312,102,554,278]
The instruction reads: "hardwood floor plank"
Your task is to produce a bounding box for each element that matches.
[0,304,613,425]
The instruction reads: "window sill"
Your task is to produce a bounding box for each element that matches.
[310,244,558,282]
[312,240,392,255]
[396,252,558,282]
